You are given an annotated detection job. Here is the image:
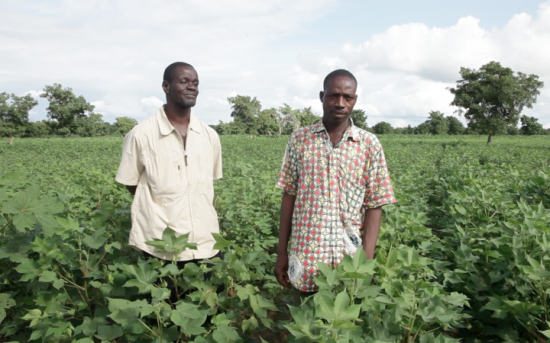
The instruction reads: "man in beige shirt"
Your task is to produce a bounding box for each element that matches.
[116,62,223,267]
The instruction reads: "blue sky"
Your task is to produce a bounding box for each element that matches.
[1,0,549,128]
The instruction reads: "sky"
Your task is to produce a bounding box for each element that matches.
[1,0,549,128]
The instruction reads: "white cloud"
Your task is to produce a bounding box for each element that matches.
[1,0,549,128]
[24,90,44,98]
[140,96,163,110]
[289,1,550,127]
[0,0,336,123]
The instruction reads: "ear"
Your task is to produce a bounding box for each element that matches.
[319,91,324,102]
[162,80,170,94]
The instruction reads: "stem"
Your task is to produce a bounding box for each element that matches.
[0,217,13,232]
[83,252,107,276]
[137,318,159,338]
[411,323,423,343]
[172,275,180,302]
[516,317,546,343]
[83,279,93,317]
[407,314,417,342]
[158,310,164,343]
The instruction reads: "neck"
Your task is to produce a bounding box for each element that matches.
[323,117,349,133]
[164,104,191,125]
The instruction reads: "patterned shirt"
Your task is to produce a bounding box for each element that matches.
[276,121,396,292]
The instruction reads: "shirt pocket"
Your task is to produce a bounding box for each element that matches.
[338,163,366,227]
[144,152,182,195]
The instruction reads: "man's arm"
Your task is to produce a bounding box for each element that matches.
[362,206,382,260]
[275,192,296,287]
[125,185,137,196]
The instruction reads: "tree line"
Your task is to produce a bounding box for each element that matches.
[212,62,547,141]
[0,84,137,138]
[2,61,547,141]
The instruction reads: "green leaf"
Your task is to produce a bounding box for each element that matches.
[455,204,467,215]
[212,324,240,343]
[145,227,197,255]
[21,309,42,327]
[0,171,27,185]
[0,293,16,310]
[212,233,231,250]
[314,293,335,320]
[122,260,158,293]
[39,271,58,283]
[73,339,95,343]
[82,227,108,249]
[107,298,150,328]
[170,303,207,335]
[2,186,63,232]
[95,324,123,341]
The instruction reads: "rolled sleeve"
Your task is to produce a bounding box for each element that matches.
[276,141,299,195]
[364,144,396,208]
[115,129,144,185]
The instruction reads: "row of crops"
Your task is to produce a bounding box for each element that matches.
[0,135,549,342]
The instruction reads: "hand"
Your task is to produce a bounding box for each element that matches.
[274,253,290,287]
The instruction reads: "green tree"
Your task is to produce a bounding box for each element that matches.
[40,84,95,133]
[114,117,138,136]
[393,127,405,134]
[0,92,38,137]
[507,126,519,135]
[350,109,368,129]
[75,113,108,137]
[446,116,465,135]
[228,95,261,137]
[372,121,393,134]
[519,115,543,135]
[403,125,414,134]
[414,122,430,135]
[256,108,279,135]
[426,111,449,135]
[278,103,301,134]
[449,61,544,143]
[24,121,51,137]
[297,107,321,127]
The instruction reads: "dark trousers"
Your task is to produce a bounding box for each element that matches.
[143,251,223,304]
[293,288,317,307]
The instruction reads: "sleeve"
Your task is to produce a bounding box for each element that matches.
[364,139,396,208]
[275,137,299,196]
[213,134,223,180]
[115,129,144,186]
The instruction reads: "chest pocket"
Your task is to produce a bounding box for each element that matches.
[144,152,182,195]
[338,154,367,226]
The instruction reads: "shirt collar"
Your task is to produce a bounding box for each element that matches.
[313,117,360,142]
[157,106,202,136]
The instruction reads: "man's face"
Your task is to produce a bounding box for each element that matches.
[163,65,199,108]
[320,76,357,125]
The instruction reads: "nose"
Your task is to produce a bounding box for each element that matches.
[335,95,345,107]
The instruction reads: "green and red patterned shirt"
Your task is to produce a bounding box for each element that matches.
[276,121,396,292]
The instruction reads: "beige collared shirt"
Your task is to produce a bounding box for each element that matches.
[115,106,222,261]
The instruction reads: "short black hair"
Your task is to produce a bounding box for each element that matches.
[163,62,194,83]
[323,69,357,90]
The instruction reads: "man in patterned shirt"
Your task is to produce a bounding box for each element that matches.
[275,69,396,305]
